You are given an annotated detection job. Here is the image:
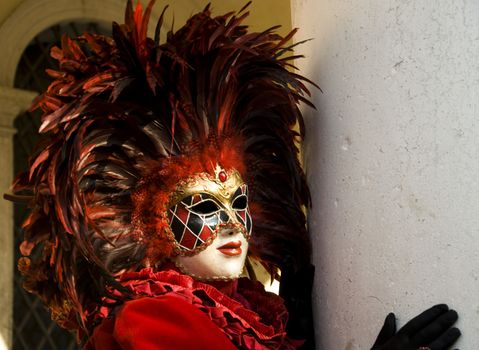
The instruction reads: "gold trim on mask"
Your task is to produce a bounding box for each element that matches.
[168,166,245,208]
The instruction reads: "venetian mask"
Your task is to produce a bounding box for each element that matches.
[167,166,252,280]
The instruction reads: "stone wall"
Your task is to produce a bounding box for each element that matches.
[292,0,479,348]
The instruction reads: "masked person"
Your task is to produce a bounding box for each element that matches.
[8,1,460,349]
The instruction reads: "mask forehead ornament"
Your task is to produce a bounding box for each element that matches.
[167,166,253,256]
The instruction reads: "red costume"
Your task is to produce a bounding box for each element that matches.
[85,268,299,349]
[9,1,316,348]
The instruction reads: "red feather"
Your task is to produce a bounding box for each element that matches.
[8,0,316,338]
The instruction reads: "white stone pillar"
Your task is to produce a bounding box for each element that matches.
[0,86,37,350]
[291,1,479,349]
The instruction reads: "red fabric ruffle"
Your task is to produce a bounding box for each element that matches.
[93,268,297,349]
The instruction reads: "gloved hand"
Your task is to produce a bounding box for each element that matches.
[371,304,461,350]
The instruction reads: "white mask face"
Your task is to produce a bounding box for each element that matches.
[167,167,252,280]
[172,225,249,280]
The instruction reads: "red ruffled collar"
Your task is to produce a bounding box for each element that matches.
[98,268,298,349]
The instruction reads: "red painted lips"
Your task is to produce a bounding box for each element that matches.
[217,241,242,256]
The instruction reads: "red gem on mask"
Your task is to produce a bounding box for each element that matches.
[219,171,227,182]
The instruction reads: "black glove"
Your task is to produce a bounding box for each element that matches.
[371,304,461,350]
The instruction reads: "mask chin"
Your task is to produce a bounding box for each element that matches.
[172,230,249,281]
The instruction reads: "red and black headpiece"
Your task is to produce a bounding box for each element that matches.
[10,0,315,333]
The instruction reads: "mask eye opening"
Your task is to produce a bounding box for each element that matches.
[232,195,248,210]
[187,199,221,215]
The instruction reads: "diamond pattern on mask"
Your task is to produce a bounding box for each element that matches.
[246,211,252,235]
[168,195,217,251]
[168,186,253,252]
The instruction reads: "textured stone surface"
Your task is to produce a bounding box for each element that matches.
[0,134,13,350]
[292,0,479,348]
[0,86,37,350]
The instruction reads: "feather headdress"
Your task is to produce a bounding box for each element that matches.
[10,0,315,334]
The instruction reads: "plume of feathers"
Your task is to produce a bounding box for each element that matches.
[9,0,316,335]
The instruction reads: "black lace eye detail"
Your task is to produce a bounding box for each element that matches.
[188,200,221,215]
[232,195,248,210]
